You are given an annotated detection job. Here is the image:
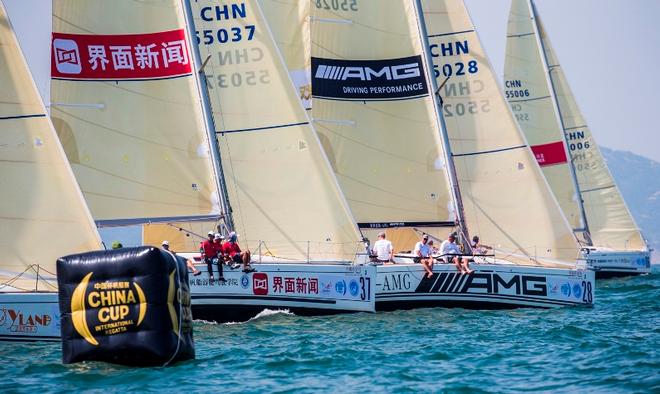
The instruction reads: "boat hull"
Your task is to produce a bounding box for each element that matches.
[376,263,595,310]
[584,250,651,279]
[189,263,376,323]
[0,292,60,341]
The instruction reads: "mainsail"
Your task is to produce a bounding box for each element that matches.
[50,0,221,226]
[504,0,646,251]
[421,0,579,265]
[190,0,362,261]
[309,0,455,251]
[0,1,101,291]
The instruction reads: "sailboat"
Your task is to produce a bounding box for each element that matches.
[138,0,376,322]
[303,0,595,308]
[504,0,651,278]
[0,0,102,341]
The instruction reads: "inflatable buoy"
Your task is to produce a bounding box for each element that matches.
[57,246,194,366]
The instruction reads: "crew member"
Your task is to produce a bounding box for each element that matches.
[371,232,394,264]
[223,231,255,273]
[414,234,434,278]
[162,240,201,276]
[201,231,222,281]
[440,233,473,274]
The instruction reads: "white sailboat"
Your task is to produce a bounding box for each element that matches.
[504,0,650,278]
[305,0,595,308]
[142,0,376,322]
[0,0,103,341]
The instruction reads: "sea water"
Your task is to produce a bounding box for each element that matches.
[1,269,658,393]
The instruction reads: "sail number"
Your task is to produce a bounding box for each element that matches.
[315,0,358,11]
[195,26,256,45]
[206,70,270,89]
[443,100,491,117]
[505,89,530,99]
[433,61,479,78]
[360,277,371,301]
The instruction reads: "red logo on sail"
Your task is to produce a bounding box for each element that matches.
[51,29,192,80]
[252,273,269,296]
[530,141,568,167]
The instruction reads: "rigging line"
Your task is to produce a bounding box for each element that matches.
[0,114,46,121]
[427,29,475,38]
[217,121,309,134]
[452,145,527,158]
[507,95,551,103]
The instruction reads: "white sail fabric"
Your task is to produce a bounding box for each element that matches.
[0,1,101,291]
[506,0,645,251]
[259,0,311,109]
[504,0,582,233]
[422,0,579,266]
[310,0,455,252]
[51,0,220,224]
[191,0,362,261]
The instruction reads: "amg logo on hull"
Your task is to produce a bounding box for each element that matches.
[415,272,548,297]
[311,56,429,101]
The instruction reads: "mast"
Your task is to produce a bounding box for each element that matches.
[181,0,234,232]
[527,0,591,245]
[412,0,471,252]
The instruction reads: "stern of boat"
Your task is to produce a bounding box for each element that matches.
[583,249,651,278]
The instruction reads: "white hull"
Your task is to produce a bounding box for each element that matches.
[376,260,595,309]
[188,262,376,323]
[0,292,60,341]
[584,249,651,278]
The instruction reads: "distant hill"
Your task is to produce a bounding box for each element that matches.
[601,147,660,261]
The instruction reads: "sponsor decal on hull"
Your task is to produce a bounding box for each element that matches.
[0,307,53,334]
[311,56,429,101]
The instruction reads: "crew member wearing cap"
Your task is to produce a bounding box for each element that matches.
[371,232,394,264]
[162,240,201,276]
[222,231,255,273]
[440,233,473,274]
[212,233,227,283]
[414,234,434,278]
[201,231,221,281]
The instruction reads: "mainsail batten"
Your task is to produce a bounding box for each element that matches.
[504,0,646,252]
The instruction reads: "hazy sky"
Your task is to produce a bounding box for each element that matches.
[5,0,660,161]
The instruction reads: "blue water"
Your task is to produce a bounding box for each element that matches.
[1,270,658,393]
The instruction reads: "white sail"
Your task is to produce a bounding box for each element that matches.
[422,0,580,266]
[309,0,456,251]
[190,0,362,261]
[259,0,311,109]
[50,0,221,225]
[504,0,646,251]
[0,0,101,291]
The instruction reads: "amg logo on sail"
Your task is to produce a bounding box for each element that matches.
[314,63,421,82]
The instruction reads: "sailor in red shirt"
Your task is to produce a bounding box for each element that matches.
[222,231,254,273]
[200,231,226,282]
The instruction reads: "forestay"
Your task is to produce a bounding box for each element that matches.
[0,1,101,291]
[191,0,362,261]
[309,0,455,251]
[505,0,646,252]
[422,0,579,266]
[50,0,221,225]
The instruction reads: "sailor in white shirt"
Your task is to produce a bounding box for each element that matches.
[440,233,473,274]
[371,232,393,263]
[414,234,434,278]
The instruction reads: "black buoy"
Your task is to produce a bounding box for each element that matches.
[57,246,194,366]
